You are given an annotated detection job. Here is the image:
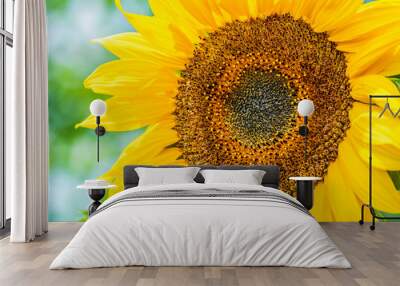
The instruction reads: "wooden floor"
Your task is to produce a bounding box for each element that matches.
[0,222,399,286]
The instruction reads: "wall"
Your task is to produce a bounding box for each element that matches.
[48,0,400,222]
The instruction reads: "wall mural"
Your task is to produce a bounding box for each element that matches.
[48,0,400,222]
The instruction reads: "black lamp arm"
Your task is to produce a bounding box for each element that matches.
[94,116,106,163]
[299,116,309,137]
[298,116,309,168]
[303,115,308,125]
[94,115,106,136]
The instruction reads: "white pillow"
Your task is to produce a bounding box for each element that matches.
[135,167,200,186]
[200,169,266,185]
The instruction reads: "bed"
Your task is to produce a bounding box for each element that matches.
[50,165,350,269]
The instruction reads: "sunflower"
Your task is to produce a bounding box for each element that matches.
[77,0,400,221]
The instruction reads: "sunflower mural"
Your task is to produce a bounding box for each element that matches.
[76,0,400,221]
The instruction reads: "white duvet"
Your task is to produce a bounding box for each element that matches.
[50,183,350,269]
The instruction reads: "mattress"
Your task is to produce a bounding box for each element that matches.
[50,183,350,269]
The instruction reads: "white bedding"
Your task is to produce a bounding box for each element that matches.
[50,183,350,269]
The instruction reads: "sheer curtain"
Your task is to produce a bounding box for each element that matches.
[8,0,48,242]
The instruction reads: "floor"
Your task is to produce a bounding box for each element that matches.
[0,223,399,286]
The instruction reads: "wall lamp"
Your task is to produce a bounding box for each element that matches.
[89,99,107,162]
[297,99,315,162]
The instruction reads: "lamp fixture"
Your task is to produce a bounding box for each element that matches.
[297,99,315,162]
[89,99,107,162]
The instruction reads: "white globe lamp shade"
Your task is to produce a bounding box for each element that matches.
[297,99,314,117]
[90,99,107,116]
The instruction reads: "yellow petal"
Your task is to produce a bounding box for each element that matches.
[101,147,185,197]
[330,1,400,44]
[148,0,209,42]
[338,137,400,215]
[169,24,196,56]
[115,0,191,57]
[76,95,175,132]
[155,148,186,166]
[254,0,275,16]
[260,0,361,31]
[219,0,253,19]
[207,0,233,26]
[93,32,185,69]
[379,47,400,77]
[330,0,400,77]
[345,29,400,78]
[108,119,180,165]
[351,75,400,108]
[347,103,400,171]
[310,182,334,222]
[313,132,400,221]
[217,0,312,25]
[279,0,311,19]
[84,59,178,97]
[99,120,184,194]
[312,156,361,222]
[178,0,218,28]
[306,0,362,33]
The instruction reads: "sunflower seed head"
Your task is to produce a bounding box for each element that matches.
[174,14,352,193]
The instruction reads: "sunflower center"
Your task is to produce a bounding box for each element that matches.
[175,14,353,193]
[225,69,296,146]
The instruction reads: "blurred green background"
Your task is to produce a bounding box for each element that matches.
[47,0,151,221]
